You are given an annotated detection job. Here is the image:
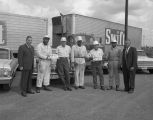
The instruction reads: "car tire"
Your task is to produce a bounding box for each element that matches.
[103,69,109,74]
[3,84,11,91]
[70,77,75,85]
[149,69,153,74]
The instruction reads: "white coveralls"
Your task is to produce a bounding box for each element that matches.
[71,45,87,87]
[36,43,52,87]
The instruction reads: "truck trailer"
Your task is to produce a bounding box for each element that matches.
[52,14,142,52]
[0,12,48,55]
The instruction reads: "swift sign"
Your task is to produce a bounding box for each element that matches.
[105,28,125,45]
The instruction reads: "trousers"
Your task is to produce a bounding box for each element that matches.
[20,69,32,92]
[36,60,51,87]
[123,65,136,90]
[91,61,104,87]
[74,63,85,86]
[108,61,120,86]
[56,58,70,88]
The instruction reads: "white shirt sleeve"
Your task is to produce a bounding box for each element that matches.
[101,49,104,58]
[56,46,60,55]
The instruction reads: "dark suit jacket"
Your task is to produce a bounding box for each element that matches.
[122,47,137,70]
[18,44,34,70]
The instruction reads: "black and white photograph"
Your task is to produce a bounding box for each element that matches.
[0,0,153,120]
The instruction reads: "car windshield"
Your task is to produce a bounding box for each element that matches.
[0,48,9,59]
[137,51,146,56]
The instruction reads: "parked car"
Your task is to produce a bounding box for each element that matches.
[32,49,75,83]
[0,48,18,90]
[137,50,153,73]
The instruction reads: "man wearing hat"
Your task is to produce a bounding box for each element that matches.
[107,38,122,91]
[56,37,72,91]
[36,35,52,93]
[71,36,87,89]
[89,40,105,90]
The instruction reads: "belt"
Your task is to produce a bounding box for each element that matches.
[59,57,68,59]
[92,61,102,63]
[74,57,84,58]
[109,60,119,61]
[39,58,50,61]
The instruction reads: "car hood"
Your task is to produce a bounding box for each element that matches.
[0,59,12,69]
[138,56,153,62]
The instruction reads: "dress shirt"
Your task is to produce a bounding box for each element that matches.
[89,48,104,61]
[126,47,130,53]
[57,45,71,58]
[108,46,121,61]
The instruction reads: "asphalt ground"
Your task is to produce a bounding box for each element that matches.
[0,71,153,120]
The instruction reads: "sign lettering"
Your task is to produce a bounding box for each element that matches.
[105,28,125,45]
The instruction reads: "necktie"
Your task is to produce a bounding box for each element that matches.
[125,49,128,64]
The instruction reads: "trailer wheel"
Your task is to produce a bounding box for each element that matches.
[149,69,153,74]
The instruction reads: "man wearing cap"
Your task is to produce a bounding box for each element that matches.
[107,38,122,91]
[56,37,72,91]
[71,36,87,89]
[89,40,105,90]
[36,35,52,93]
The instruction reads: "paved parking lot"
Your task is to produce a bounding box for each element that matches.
[0,71,153,120]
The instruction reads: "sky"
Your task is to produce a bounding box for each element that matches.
[0,0,153,46]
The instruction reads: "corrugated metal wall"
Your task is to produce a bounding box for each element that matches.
[0,12,48,52]
[74,14,142,52]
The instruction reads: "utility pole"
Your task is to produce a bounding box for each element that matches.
[125,0,128,41]
[60,12,64,37]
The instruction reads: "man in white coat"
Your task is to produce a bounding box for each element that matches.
[71,36,87,89]
[36,35,52,93]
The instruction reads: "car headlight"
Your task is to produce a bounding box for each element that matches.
[3,68,11,77]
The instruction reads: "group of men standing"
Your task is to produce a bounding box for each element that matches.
[18,35,137,97]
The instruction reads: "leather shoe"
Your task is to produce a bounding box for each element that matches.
[124,88,129,92]
[79,86,85,89]
[74,86,79,89]
[27,90,35,94]
[63,87,67,91]
[44,86,52,91]
[107,86,113,90]
[21,92,27,97]
[67,87,72,91]
[101,86,105,90]
[128,90,134,94]
[36,88,40,93]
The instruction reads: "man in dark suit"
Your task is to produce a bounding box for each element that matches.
[18,36,35,97]
[122,39,137,93]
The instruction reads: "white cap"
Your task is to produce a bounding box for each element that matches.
[43,35,50,39]
[93,40,99,45]
[76,36,83,41]
[111,38,117,42]
[61,37,67,42]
